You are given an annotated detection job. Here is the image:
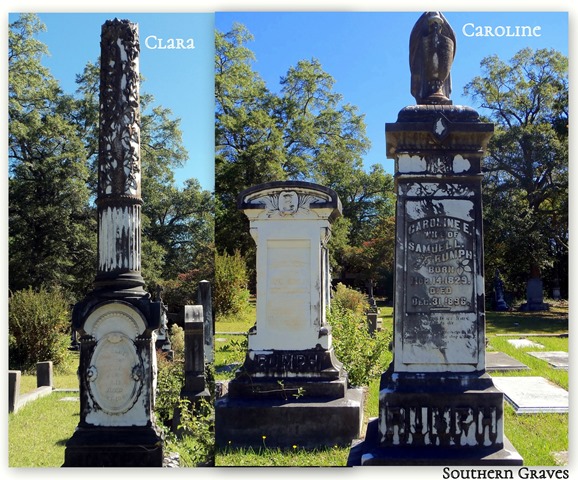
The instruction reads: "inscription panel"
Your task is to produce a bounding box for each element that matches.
[88,332,141,414]
[266,240,311,332]
[400,193,481,367]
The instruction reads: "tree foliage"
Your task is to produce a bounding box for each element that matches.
[465,48,568,297]
[9,14,214,306]
[9,14,96,296]
[215,24,395,289]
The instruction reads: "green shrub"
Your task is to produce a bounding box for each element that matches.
[9,287,72,372]
[164,397,215,466]
[214,250,250,318]
[155,353,184,425]
[331,283,369,316]
[169,323,185,360]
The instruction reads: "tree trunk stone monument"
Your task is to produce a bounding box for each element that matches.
[215,181,363,448]
[64,19,164,467]
[349,12,522,466]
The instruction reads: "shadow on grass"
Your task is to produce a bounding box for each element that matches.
[486,309,568,335]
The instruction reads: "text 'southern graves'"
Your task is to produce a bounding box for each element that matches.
[64,20,164,467]
[349,12,522,466]
[215,181,363,449]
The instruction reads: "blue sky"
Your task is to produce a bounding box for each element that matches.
[216,11,568,176]
[8,10,567,190]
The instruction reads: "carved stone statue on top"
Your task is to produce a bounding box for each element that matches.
[410,11,456,105]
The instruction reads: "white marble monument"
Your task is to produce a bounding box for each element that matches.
[216,181,362,449]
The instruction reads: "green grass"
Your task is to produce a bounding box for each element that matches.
[216,444,350,466]
[485,303,568,335]
[18,352,80,394]
[486,307,568,466]
[9,391,79,467]
[10,303,568,467]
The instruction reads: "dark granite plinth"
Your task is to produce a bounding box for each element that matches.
[63,426,163,467]
[215,387,363,449]
[348,418,523,466]
[227,375,347,399]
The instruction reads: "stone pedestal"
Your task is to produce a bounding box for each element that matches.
[216,181,362,448]
[350,91,521,464]
[64,19,163,467]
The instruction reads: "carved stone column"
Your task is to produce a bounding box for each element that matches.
[64,19,163,467]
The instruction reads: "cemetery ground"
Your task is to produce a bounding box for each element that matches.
[214,298,568,467]
[8,300,568,467]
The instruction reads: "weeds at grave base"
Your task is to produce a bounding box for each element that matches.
[216,443,349,467]
[159,397,215,467]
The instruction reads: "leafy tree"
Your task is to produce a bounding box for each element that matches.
[10,15,214,306]
[215,24,394,286]
[465,48,568,298]
[9,14,96,297]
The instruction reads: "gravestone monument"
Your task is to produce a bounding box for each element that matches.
[215,181,363,448]
[181,305,210,403]
[349,12,522,466]
[198,280,214,362]
[492,269,509,311]
[520,267,549,311]
[64,19,164,467]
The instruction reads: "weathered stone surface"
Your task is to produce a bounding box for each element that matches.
[410,12,456,105]
[492,376,568,414]
[181,305,209,401]
[216,387,363,449]
[507,339,544,349]
[197,280,214,363]
[349,418,522,466]
[64,19,164,467]
[9,370,21,413]
[36,361,53,388]
[527,351,568,370]
[519,277,550,312]
[486,351,529,372]
[217,180,362,448]
[351,11,521,466]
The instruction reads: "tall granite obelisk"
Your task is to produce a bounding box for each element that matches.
[64,19,163,467]
[349,12,522,465]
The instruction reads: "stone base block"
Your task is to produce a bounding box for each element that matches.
[227,375,347,399]
[348,418,523,466]
[215,387,363,449]
[63,426,163,467]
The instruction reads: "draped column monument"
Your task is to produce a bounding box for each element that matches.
[64,19,164,467]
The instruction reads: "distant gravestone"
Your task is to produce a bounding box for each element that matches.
[520,271,549,311]
[492,270,509,311]
[485,351,529,372]
[9,370,21,413]
[349,12,521,466]
[216,181,363,448]
[197,280,214,363]
[181,305,209,402]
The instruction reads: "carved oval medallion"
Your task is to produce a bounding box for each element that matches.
[88,332,141,414]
